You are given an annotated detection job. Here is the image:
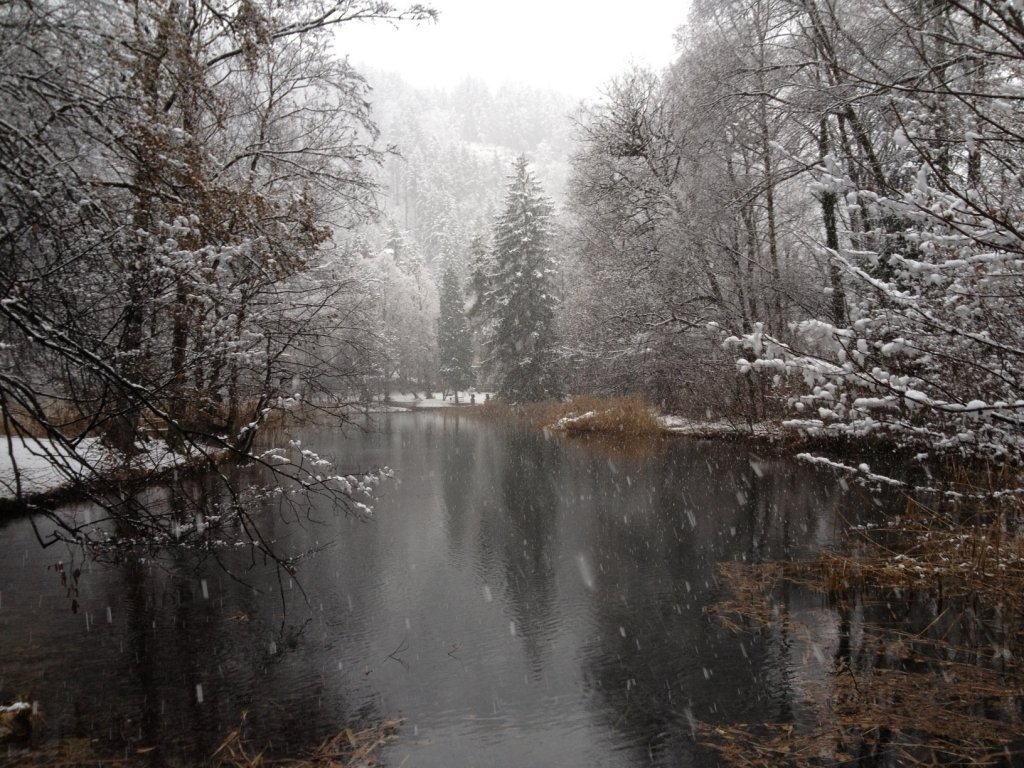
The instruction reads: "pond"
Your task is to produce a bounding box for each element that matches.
[0,412,888,766]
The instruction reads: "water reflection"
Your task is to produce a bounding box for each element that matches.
[493,429,561,676]
[0,412,886,766]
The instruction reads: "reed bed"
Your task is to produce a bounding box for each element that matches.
[702,506,1024,766]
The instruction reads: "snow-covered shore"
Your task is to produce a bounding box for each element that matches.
[0,437,209,504]
[0,437,101,499]
[0,396,487,504]
[374,391,491,411]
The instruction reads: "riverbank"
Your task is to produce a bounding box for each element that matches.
[376,390,493,411]
[468,394,664,435]
[0,393,489,512]
[0,435,226,511]
[464,394,787,439]
[1,394,991,514]
[464,395,997,494]
[656,414,782,439]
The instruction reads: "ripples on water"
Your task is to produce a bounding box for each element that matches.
[0,412,886,766]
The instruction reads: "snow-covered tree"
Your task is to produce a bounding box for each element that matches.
[436,259,474,401]
[563,0,1024,460]
[727,0,1024,480]
[360,232,438,398]
[487,157,561,402]
[0,0,434,555]
[564,66,754,412]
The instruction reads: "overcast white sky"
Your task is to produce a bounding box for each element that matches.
[335,1,690,98]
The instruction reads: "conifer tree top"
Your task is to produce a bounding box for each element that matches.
[486,155,561,402]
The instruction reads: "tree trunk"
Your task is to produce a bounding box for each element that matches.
[819,117,847,326]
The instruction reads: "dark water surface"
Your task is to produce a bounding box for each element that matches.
[0,412,885,766]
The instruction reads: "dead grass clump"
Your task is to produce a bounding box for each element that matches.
[460,397,568,428]
[698,652,1022,767]
[5,737,115,767]
[704,561,789,634]
[787,507,1024,623]
[0,715,403,767]
[940,455,1024,499]
[213,713,403,768]
[0,702,32,742]
[547,395,661,436]
[467,399,520,422]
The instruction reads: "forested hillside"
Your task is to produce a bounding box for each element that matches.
[340,71,576,396]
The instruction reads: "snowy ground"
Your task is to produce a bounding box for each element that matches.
[0,437,204,502]
[0,437,101,500]
[379,391,492,410]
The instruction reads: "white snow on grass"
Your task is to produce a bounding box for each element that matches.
[550,411,598,430]
[0,437,101,500]
[0,436,211,502]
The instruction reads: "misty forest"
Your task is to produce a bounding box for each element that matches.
[2,0,1024,765]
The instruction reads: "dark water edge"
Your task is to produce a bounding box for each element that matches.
[0,411,904,766]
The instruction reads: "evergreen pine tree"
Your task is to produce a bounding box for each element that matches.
[437,259,475,402]
[465,233,493,321]
[488,156,560,401]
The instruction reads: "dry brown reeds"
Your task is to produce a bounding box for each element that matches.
[213,713,403,768]
[0,399,92,439]
[546,394,661,436]
[463,397,518,422]
[6,715,403,767]
[703,518,1024,767]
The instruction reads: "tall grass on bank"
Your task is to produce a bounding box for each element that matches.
[468,394,662,436]
[0,400,91,439]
